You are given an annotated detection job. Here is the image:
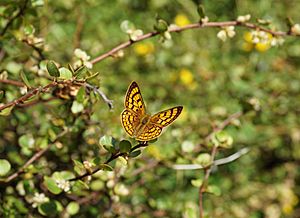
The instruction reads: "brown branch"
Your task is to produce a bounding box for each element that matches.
[0,81,59,112]
[22,38,46,60]
[90,21,294,65]
[199,146,218,218]
[0,79,25,87]
[198,111,243,217]
[1,129,68,184]
[17,97,57,108]
[0,0,29,36]
[69,142,148,182]
[204,111,243,142]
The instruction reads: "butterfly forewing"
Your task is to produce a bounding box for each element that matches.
[150,106,183,127]
[124,81,146,116]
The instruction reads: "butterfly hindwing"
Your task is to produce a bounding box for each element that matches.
[136,123,162,141]
[121,109,139,137]
[150,106,183,127]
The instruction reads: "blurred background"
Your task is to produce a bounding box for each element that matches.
[1,0,300,217]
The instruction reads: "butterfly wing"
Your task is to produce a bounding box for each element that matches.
[124,81,146,115]
[121,109,139,137]
[150,106,183,127]
[135,123,162,141]
[121,81,146,137]
[136,106,183,141]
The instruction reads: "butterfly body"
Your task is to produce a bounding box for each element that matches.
[121,81,183,141]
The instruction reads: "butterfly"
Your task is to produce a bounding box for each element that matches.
[121,81,183,141]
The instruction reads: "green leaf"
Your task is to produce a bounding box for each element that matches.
[119,140,132,153]
[19,71,31,88]
[0,105,14,116]
[74,180,89,190]
[99,135,114,151]
[191,179,203,187]
[66,202,80,215]
[23,24,35,35]
[86,72,99,81]
[38,201,57,216]
[117,156,128,166]
[215,131,233,149]
[99,164,113,171]
[68,64,75,74]
[71,100,84,114]
[44,176,62,194]
[0,159,11,176]
[46,61,60,77]
[154,19,168,33]
[52,171,74,180]
[73,159,85,175]
[75,66,88,78]
[59,67,73,79]
[129,150,141,158]
[207,185,222,196]
[90,180,105,191]
[195,153,211,167]
[76,86,85,103]
[197,4,205,19]
[18,134,35,148]
[92,157,101,165]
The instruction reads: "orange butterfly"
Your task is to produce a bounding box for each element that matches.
[121,81,183,141]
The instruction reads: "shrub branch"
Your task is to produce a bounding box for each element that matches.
[91,21,294,65]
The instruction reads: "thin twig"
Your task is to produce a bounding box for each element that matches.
[1,129,68,184]
[0,79,25,87]
[17,97,57,108]
[0,81,58,112]
[0,0,29,36]
[90,21,294,65]
[85,83,113,109]
[69,141,148,182]
[197,111,243,218]
[22,38,46,60]
[172,147,250,170]
[199,146,218,218]
[204,111,243,142]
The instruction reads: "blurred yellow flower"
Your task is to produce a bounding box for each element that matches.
[243,32,253,43]
[174,14,190,27]
[242,31,276,52]
[282,204,293,215]
[179,68,196,90]
[133,42,154,56]
[255,42,271,52]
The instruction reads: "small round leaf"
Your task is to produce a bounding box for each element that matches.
[0,159,11,176]
[66,202,80,215]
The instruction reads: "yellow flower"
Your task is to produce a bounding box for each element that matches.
[174,14,190,27]
[133,42,154,56]
[282,204,293,215]
[255,42,271,52]
[179,68,196,90]
[243,32,253,43]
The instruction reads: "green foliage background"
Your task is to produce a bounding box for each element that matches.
[0,0,300,217]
